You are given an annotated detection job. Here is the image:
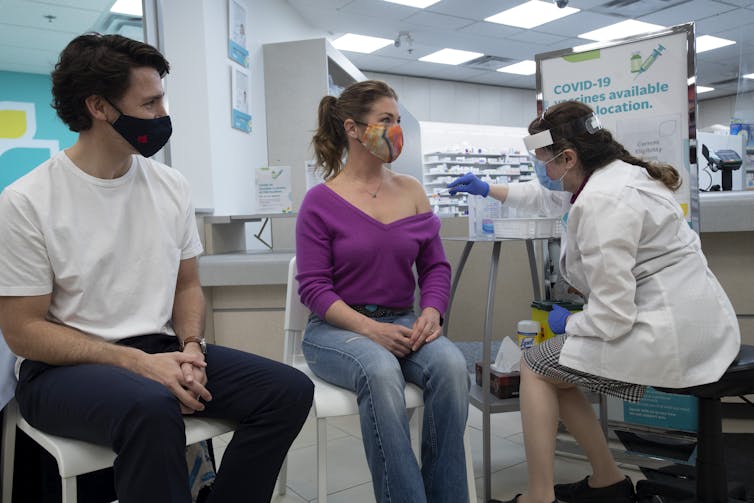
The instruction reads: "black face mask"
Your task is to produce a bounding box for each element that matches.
[107,100,172,158]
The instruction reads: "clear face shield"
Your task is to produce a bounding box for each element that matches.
[522,112,602,191]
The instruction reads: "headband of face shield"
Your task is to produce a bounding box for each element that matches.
[523,113,602,154]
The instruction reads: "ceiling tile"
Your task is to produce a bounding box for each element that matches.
[339,0,420,19]
[426,0,523,19]
[507,29,570,45]
[401,10,475,30]
[25,0,113,11]
[590,0,689,18]
[534,11,623,38]
[695,7,754,31]
[458,21,526,39]
[640,0,735,26]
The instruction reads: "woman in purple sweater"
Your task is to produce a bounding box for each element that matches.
[296,80,470,503]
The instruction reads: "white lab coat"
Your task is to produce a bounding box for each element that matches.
[505,160,740,388]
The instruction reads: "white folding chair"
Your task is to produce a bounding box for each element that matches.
[1,397,236,503]
[277,257,476,502]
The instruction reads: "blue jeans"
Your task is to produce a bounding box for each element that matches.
[302,313,470,503]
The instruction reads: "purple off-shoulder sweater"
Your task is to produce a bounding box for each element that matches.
[295,184,451,319]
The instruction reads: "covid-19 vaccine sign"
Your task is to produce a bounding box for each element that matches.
[537,23,696,224]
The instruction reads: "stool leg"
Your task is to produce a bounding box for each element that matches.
[696,397,727,503]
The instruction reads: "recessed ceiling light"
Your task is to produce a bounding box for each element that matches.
[485,0,579,29]
[578,20,665,41]
[419,48,484,65]
[110,0,142,17]
[384,0,441,7]
[332,33,393,54]
[743,73,754,79]
[696,35,735,53]
[696,86,715,94]
[497,60,536,75]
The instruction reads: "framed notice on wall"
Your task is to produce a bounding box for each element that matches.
[535,23,698,230]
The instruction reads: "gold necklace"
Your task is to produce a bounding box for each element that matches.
[366,174,384,198]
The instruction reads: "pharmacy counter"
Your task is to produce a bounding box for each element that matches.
[198,250,294,287]
[699,191,754,232]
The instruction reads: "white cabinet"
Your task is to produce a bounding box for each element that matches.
[423,151,534,217]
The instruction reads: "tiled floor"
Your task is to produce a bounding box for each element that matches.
[212,406,648,503]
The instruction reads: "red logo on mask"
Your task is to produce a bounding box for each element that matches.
[137,135,148,144]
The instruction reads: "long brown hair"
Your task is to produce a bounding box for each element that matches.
[529,101,681,191]
[311,80,398,180]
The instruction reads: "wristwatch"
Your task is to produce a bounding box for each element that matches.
[180,336,207,354]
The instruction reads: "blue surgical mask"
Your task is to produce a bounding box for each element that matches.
[532,151,565,191]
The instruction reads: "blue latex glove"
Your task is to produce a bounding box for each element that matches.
[548,304,571,335]
[446,172,490,197]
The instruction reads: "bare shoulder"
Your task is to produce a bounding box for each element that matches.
[391,173,431,212]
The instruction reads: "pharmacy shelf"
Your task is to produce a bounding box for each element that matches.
[423,149,533,217]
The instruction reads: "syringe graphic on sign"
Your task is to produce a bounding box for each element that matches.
[634,44,666,79]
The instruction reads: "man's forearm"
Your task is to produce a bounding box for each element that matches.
[172,283,206,343]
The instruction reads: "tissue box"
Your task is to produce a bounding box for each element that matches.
[475,363,521,399]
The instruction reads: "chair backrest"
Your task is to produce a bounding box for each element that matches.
[283,257,311,367]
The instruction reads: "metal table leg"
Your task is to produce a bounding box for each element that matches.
[482,241,501,503]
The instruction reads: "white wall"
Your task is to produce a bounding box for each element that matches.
[162,0,321,214]
[366,71,537,127]
[698,91,754,129]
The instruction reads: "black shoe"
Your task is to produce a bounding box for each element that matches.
[554,475,635,502]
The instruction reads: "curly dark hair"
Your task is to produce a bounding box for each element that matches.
[51,33,170,132]
[530,101,681,191]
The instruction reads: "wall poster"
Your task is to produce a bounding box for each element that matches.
[228,0,249,67]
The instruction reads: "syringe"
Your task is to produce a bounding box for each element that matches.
[635,44,666,78]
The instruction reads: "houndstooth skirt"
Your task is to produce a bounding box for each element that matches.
[522,334,647,403]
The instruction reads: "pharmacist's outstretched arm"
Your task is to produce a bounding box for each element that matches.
[487,183,509,203]
[446,172,509,202]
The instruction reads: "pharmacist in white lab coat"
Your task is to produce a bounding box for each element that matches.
[447,100,741,503]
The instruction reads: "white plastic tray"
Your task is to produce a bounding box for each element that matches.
[493,217,562,239]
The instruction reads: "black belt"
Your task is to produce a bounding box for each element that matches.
[350,304,413,318]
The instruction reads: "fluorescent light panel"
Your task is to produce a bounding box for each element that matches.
[110,0,142,16]
[696,35,735,53]
[384,0,441,7]
[578,20,665,41]
[332,33,393,54]
[696,86,714,94]
[419,48,483,65]
[485,0,578,29]
[497,60,536,75]
[743,73,754,79]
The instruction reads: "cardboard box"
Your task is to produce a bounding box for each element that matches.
[475,362,520,399]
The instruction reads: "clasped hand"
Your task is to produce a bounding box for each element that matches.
[369,309,442,357]
[446,172,490,197]
[136,351,212,415]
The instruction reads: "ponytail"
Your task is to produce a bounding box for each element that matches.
[312,95,347,180]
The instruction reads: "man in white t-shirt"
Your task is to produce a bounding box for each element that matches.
[0,33,313,503]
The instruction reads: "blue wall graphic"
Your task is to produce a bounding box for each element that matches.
[0,70,77,191]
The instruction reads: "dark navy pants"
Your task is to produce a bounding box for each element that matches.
[15,335,313,503]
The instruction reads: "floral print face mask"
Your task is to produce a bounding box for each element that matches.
[357,122,404,163]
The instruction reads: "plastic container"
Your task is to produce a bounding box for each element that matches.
[468,194,504,239]
[493,217,562,239]
[517,320,540,350]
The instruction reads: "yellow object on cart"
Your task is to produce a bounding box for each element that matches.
[530,300,583,344]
